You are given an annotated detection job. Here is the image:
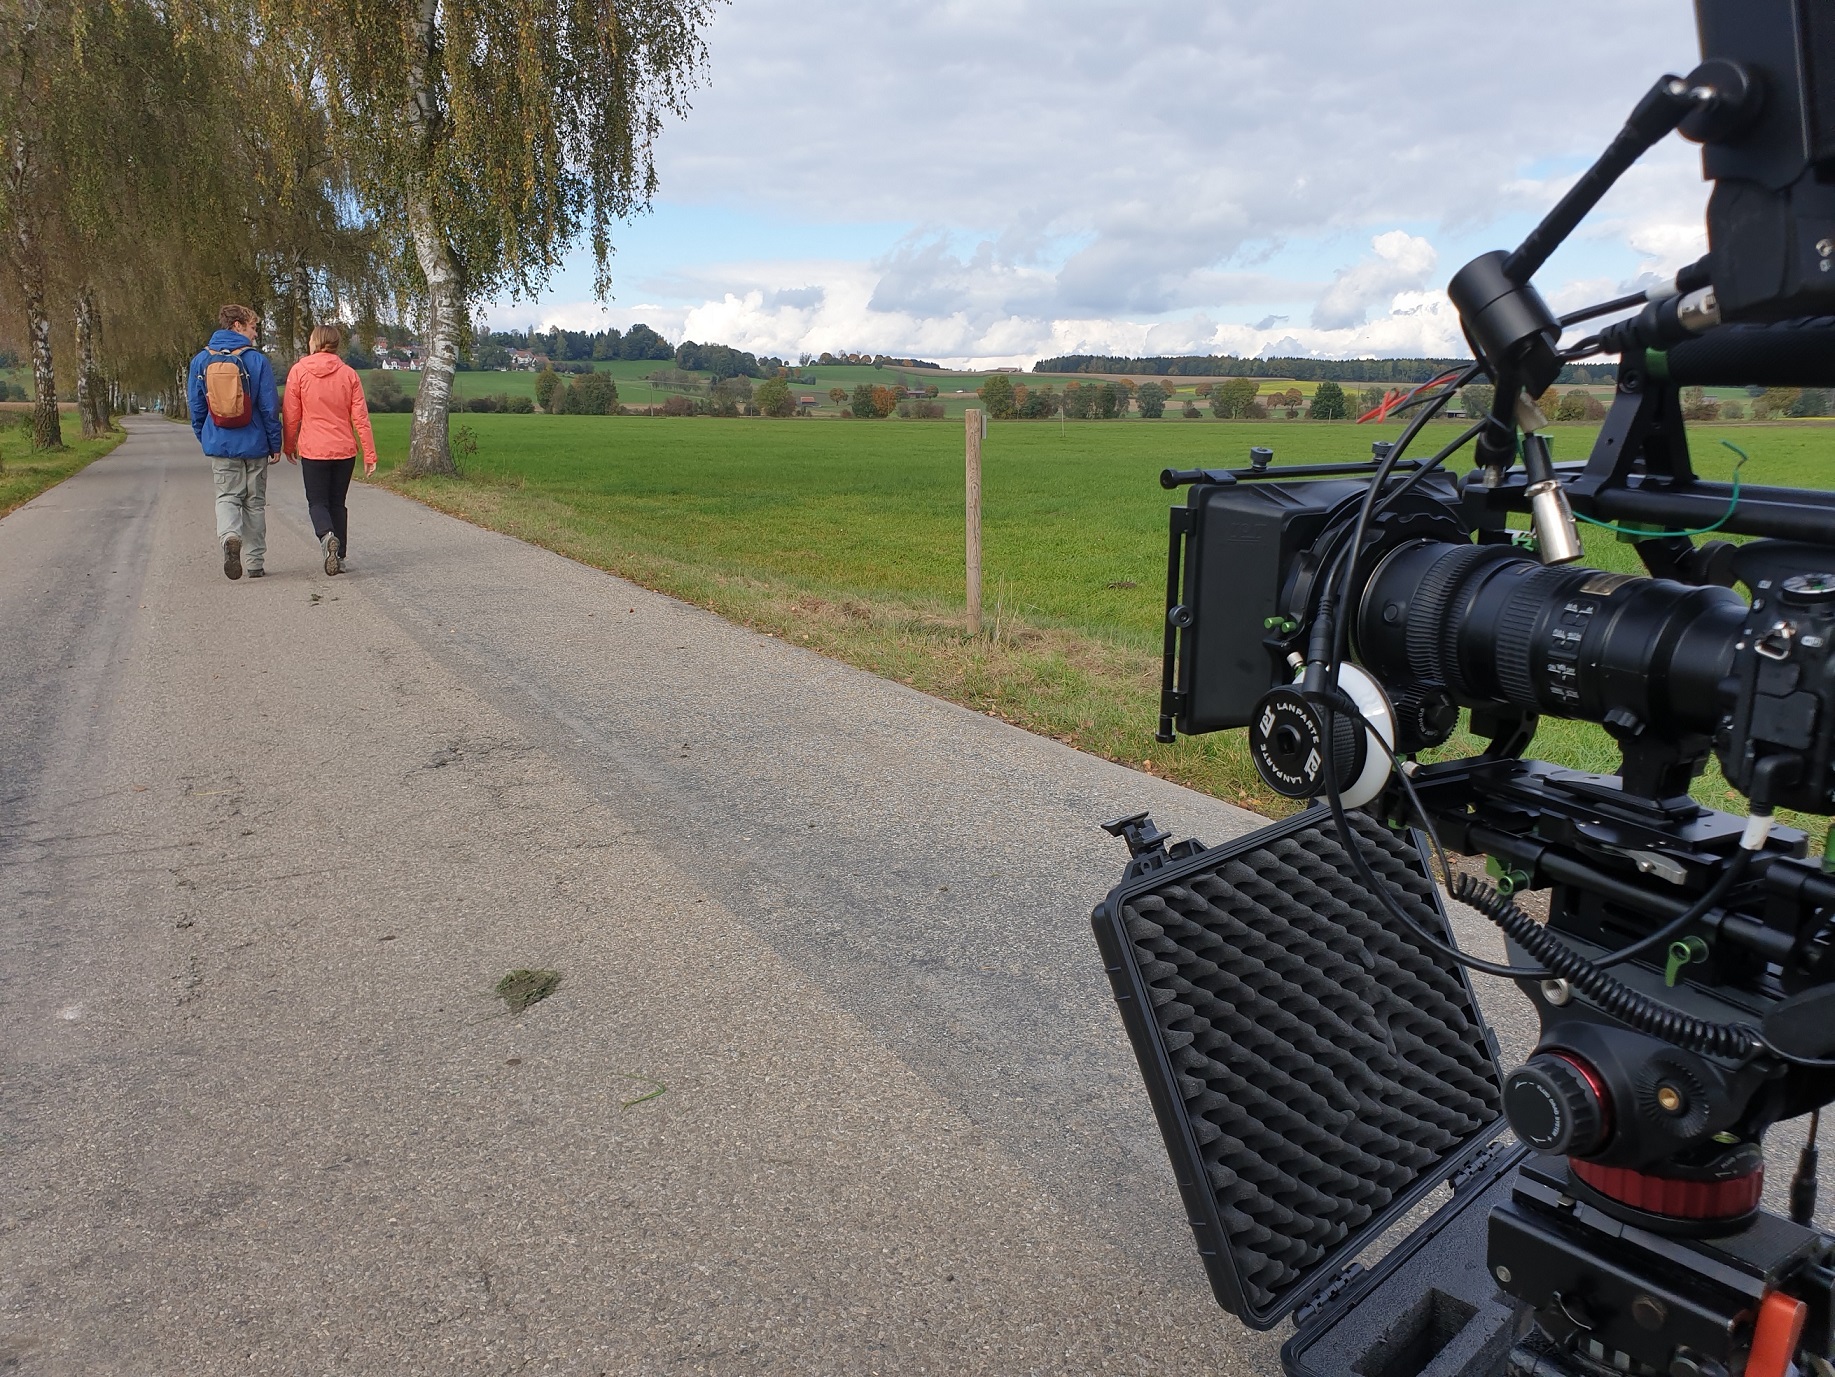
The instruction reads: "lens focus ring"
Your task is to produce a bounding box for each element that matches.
[1496,564,1583,708]
[1405,543,1522,698]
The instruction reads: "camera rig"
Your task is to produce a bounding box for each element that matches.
[1096,5,1835,1376]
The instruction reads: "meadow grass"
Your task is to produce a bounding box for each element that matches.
[372,411,1835,821]
[0,416,127,517]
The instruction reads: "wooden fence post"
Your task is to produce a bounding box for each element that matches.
[965,407,983,636]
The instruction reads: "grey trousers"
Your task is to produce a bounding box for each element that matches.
[211,456,268,570]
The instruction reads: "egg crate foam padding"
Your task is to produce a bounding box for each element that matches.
[1093,807,1505,1328]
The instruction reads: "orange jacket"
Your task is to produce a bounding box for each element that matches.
[283,352,378,466]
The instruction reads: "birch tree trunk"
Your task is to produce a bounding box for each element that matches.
[21,249,59,451]
[404,190,459,476]
[399,0,458,477]
[75,285,109,438]
[7,134,59,450]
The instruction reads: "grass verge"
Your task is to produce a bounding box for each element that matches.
[0,418,129,518]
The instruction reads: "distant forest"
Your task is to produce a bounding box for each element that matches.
[1033,354,1614,385]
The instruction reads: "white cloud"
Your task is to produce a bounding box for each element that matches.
[1311,232,1437,330]
[488,0,1715,363]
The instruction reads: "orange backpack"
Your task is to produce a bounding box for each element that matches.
[202,346,254,428]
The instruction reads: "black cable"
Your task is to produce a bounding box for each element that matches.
[1328,699,1762,985]
[1301,419,1484,633]
[1292,366,1539,981]
[1319,742,1547,980]
[1449,873,1763,1058]
[1286,344,1804,1053]
[1363,723,1551,980]
[1561,334,1612,362]
[1369,420,1486,518]
[1322,363,1484,662]
[1558,291,1649,328]
[1593,849,1752,969]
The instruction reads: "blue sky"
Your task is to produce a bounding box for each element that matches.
[482,0,1710,366]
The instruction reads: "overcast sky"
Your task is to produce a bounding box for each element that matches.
[482,0,1711,366]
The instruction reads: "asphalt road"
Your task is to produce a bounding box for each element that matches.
[3,416,1702,1377]
[1,416,1294,1376]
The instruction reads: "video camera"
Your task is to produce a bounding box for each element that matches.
[1095,6,1835,1376]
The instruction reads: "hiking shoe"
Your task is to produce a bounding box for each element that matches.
[223,536,243,581]
[323,534,342,577]
[247,568,266,579]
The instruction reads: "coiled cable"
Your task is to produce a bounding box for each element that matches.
[1448,870,1762,1059]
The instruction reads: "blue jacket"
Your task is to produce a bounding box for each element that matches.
[188,330,282,459]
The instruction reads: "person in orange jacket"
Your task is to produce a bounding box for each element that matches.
[282,323,378,576]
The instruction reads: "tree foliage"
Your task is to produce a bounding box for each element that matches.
[1754,387,1800,420]
[3,0,395,450]
[1309,381,1347,420]
[977,373,1017,420]
[1136,381,1167,418]
[256,0,719,474]
[557,371,619,414]
[1018,386,1059,419]
[1211,377,1260,418]
[1788,387,1831,418]
[755,376,794,417]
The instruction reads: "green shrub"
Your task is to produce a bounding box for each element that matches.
[506,395,534,414]
[755,376,795,417]
[564,372,620,415]
[365,372,414,413]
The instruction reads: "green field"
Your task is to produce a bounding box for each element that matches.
[370,411,1835,820]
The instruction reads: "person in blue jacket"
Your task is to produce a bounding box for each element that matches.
[187,304,283,580]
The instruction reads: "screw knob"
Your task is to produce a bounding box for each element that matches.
[1504,1054,1608,1156]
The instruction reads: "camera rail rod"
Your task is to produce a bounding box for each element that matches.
[1474,469,1835,547]
[1160,458,1429,489]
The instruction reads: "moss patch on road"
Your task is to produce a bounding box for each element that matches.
[0,418,129,518]
[496,968,561,1013]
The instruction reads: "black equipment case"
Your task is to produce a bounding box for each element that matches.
[1093,806,1529,1376]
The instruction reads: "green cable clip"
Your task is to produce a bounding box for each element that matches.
[1822,823,1835,875]
[1263,615,1298,634]
[1665,935,1709,987]
[1613,520,1664,546]
[1487,855,1530,895]
[1509,530,1538,553]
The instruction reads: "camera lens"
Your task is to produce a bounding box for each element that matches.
[1356,540,1746,736]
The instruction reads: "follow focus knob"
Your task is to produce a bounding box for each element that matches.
[1504,1053,1608,1156]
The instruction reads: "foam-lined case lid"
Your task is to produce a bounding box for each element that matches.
[1093,806,1506,1329]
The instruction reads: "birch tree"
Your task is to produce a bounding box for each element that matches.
[1,0,67,449]
[272,0,719,475]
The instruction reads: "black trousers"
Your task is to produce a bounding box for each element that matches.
[301,457,355,554]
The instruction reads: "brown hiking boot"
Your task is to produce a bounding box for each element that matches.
[223,536,243,581]
[323,533,342,577]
